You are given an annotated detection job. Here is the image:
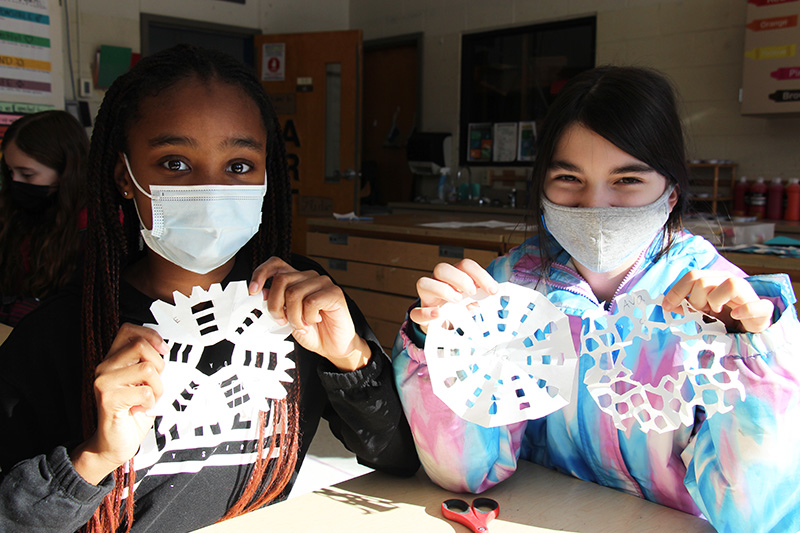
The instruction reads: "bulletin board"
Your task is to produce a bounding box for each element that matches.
[0,0,64,141]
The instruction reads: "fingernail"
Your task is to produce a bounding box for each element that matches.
[159,341,169,354]
[275,317,287,326]
[248,281,258,294]
[294,328,307,336]
[430,309,439,318]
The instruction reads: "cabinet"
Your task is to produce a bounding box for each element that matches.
[688,162,737,215]
[306,213,525,350]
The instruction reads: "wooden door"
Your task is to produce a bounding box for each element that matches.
[255,31,363,254]
[362,40,419,205]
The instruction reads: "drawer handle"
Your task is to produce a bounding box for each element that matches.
[328,259,348,271]
[439,245,464,259]
[329,233,349,245]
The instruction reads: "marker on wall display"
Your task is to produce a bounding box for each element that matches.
[745,44,796,60]
[771,67,800,80]
[746,15,798,32]
[769,89,800,102]
[747,0,799,6]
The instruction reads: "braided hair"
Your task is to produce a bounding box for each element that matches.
[82,44,296,532]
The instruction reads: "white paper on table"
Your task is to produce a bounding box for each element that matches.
[418,220,531,230]
[145,281,295,435]
[582,290,746,434]
[424,282,579,428]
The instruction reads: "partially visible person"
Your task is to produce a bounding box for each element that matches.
[0,45,418,533]
[394,66,800,533]
[0,110,89,325]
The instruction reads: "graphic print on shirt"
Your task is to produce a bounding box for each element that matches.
[134,282,295,476]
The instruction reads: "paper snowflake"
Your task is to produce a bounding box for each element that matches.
[145,281,295,436]
[582,290,745,433]
[425,282,579,427]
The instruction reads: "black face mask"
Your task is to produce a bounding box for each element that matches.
[10,180,58,213]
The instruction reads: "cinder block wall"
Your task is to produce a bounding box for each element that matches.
[350,0,800,180]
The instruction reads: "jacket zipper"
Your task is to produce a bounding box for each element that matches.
[540,255,648,499]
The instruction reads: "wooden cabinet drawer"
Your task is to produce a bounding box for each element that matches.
[310,255,423,298]
[345,288,415,324]
[368,317,404,351]
[307,232,498,270]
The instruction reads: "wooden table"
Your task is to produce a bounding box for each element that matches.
[195,460,714,532]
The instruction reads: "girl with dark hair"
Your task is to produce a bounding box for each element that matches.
[0,44,418,532]
[0,110,88,325]
[394,66,800,532]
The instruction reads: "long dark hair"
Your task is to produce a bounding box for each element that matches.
[0,110,88,300]
[528,66,690,275]
[82,44,296,532]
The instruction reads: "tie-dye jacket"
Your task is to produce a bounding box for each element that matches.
[393,231,800,533]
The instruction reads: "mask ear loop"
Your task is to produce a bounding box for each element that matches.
[122,154,157,242]
[123,154,154,199]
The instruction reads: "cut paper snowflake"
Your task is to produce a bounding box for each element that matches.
[425,282,579,428]
[145,281,295,435]
[582,290,745,434]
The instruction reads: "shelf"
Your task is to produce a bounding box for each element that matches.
[687,162,737,215]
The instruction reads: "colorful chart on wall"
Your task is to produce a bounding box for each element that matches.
[0,0,54,96]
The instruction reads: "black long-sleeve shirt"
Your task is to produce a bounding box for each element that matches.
[0,254,419,532]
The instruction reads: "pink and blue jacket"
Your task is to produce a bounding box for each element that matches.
[393,231,800,533]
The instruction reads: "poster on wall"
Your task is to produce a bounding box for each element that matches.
[467,122,492,162]
[741,0,800,114]
[0,0,53,96]
[261,43,285,82]
[492,122,517,162]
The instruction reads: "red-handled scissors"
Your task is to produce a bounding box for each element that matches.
[441,497,499,532]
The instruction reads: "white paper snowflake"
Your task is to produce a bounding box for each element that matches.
[425,282,579,428]
[145,281,295,435]
[582,290,745,433]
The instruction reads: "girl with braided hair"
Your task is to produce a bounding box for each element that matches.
[0,44,418,532]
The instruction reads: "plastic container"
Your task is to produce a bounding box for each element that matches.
[786,178,800,221]
[747,176,767,219]
[766,177,784,220]
[732,176,748,216]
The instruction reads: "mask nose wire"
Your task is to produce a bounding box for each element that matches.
[123,153,154,200]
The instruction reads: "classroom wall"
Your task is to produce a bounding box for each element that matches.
[64,0,349,115]
[349,0,800,181]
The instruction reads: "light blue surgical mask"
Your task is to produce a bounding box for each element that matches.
[124,154,267,274]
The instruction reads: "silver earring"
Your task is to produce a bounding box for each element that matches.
[123,191,128,197]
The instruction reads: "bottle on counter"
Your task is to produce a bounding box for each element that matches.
[732,176,748,216]
[766,177,784,220]
[437,167,453,203]
[455,167,472,202]
[786,178,800,221]
[747,176,767,219]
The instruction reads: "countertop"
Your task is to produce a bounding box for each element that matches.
[385,202,800,236]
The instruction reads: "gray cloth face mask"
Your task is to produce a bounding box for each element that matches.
[541,185,675,273]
